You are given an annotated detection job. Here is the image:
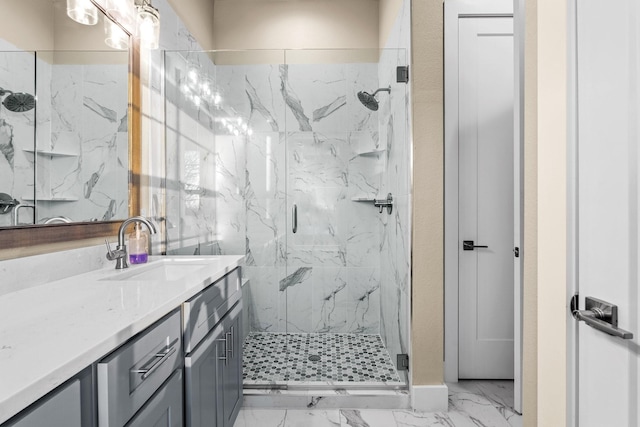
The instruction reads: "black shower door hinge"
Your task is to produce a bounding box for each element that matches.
[397,353,409,371]
[397,66,409,83]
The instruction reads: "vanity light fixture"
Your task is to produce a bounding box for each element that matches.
[104,19,129,50]
[135,0,161,50]
[67,0,99,25]
[105,0,136,30]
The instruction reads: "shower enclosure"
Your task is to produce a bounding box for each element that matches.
[163,49,411,390]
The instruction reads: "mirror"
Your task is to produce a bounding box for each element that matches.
[0,0,131,231]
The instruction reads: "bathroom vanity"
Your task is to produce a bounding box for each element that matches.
[0,255,244,427]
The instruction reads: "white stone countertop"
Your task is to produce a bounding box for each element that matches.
[0,255,244,424]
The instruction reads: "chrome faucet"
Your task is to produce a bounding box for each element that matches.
[105,216,157,269]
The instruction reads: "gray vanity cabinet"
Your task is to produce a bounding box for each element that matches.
[183,269,242,427]
[97,310,183,427]
[220,303,242,427]
[184,320,224,426]
[125,370,183,427]
[2,367,94,427]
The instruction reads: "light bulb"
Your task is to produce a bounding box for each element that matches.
[104,19,128,50]
[105,0,135,30]
[136,3,160,50]
[67,0,99,25]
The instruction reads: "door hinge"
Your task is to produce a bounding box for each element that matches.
[397,66,409,83]
[397,354,409,371]
[514,247,520,258]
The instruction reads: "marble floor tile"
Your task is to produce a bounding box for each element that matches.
[393,410,456,426]
[448,381,522,427]
[340,409,398,427]
[234,381,523,427]
[284,410,342,427]
[233,409,287,427]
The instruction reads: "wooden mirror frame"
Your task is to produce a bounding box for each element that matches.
[0,40,141,253]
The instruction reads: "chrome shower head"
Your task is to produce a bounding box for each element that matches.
[357,86,391,111]
[0,87,35,112]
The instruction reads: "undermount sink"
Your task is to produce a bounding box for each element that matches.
[101,258,213,282]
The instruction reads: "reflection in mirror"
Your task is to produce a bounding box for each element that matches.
[0,0,130,229]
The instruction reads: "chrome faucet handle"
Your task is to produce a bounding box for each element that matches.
[105,239,126,262]
[105,239,115,259]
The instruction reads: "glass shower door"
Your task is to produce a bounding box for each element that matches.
[281,49,409,386]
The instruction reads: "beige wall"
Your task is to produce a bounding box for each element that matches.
[379,0,404,48]
[1,0,55,51]
[213,0,379,50]
[531,0,567,424]
[1,0,129,60]
[410,0,444,386]
[167,0,215,49]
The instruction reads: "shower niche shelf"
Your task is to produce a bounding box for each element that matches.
[355,148,386,157]
[23,196,79,202]
[23,149,79,158]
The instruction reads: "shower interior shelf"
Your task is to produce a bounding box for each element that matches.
[22,196,79,201]
[355,148,386,157]
[23,149,79,157]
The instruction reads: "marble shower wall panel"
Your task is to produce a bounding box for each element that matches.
[243,266,285,332]
[245,132,286,267]
[213,133,246,256]
[164,51,219,253]
[35,62,128,223]
[346,267,381,334]
[236,61,386,335]
[0,48,37,227]
[282,64,347,132]
[150,0,215,254]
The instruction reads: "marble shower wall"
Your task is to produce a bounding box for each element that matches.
[151,0,223,256]
[0,45,36,227]
[164,50,220,253]
[0,39,128,226]
[35,59,129,223]
[379,0,412,376]
[212,60,393,335]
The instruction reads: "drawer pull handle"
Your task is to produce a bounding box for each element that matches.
[131,343,177,380]
[217,337,228,365]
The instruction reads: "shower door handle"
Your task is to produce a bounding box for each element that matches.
[292,204,297,234]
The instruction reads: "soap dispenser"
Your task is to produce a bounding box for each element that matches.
[128,223,149,264]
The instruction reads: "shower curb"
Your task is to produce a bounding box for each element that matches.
[242,388,411,410]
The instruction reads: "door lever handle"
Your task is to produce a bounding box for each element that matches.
[463,240,489,251]
[571,295,634,340]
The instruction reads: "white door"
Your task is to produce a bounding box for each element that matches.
[574,0,640,425]
[458,16,515,379]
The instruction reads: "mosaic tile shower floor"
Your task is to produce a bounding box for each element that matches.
[243,332,404,385]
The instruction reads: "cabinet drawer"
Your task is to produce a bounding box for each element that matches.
[183,268,241,353]
[98,310,182,427]
[126,369,183,427]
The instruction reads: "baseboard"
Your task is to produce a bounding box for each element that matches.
[411,384,449,412]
